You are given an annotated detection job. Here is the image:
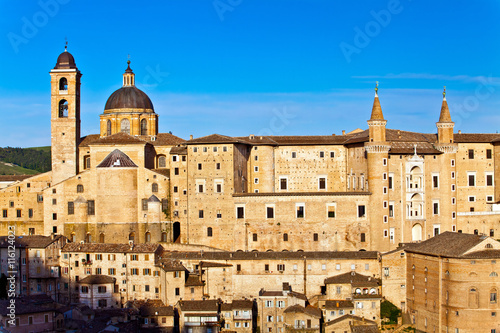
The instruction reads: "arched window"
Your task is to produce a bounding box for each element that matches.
[207,227,213,237]
[120,118,130,134]
[152,183,158,193]
[145,232,151,243]
[412,224,422,241]
[85,233,91,243]
[161,232,167,242]
[106,120,111,136]
[158,155,166,168]
[490,272,498,277]
[99,233,105,243]
[77,185,84,193]
[469,287,479,308]
[491,288,498,303]
[129,232,135,242]
[71,233,75,242]
[283,233,288,242]
[58,99,68,118]
[355,288,362,294]
[370,288,377,294]
[486,243,493,248]
[59,77,68,90]
[140,119,147,135]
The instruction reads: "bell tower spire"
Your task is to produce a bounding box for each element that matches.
[436,86,454,144]
[368,82,387,142]
[123,57,135,87]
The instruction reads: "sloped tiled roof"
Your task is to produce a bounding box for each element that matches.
[454,133,500,143]
[62,243,162,253]
[170,145,188,154]
[138,133,185,146]
[324,300,354,309]
[200,261,232,268]
[79,275,116,285]
[88,132,147,146]
[159,260,186,272]
[97,149,138,168]
[231,300,253,310]
[186,134,250,145]
[283,304,321,318]
[177,300,219,312]
[404,231,491,258]
[325,314,377,327]
[324,272,380,286]
[185,274,205,286]
[265,135,346,146]
[139,300,175,317]
[79,134,101,147]
[0,235,65,248]
[389,142,442,155]
[0,175,33,182]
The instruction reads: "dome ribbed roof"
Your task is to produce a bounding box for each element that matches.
[54,50,77,69]
[104,86,154,112]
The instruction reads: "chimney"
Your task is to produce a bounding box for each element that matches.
[190,134,193,140]
[342,130,346,135]
[458,130,461,134]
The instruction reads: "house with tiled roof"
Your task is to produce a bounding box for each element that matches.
[283,304,322,333]
[324,314,377,333]
[175,299,221,333]
[405,232,500,333]
[221,299,255,333]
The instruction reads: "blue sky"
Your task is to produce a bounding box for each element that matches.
[1,0,499,147]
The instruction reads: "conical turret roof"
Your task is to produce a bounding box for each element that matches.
[438,87,452,122]
[369,83,384,121]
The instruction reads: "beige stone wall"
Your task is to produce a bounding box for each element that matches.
[0,172,51,236]
[407,251,500,333]
[380,249,407,311]
[60,249,162,305]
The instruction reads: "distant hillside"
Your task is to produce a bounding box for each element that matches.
[0,146,51,175]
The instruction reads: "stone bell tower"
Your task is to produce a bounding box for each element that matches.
[50,44,81,184]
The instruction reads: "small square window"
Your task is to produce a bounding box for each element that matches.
[330,151,335,158]
[291,152,297,158]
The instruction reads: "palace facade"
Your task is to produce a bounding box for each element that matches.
[1,47,500,253]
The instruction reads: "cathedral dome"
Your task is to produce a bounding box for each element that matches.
[54,48,77,69]
[103,61,154,113]
[104,86,154,113]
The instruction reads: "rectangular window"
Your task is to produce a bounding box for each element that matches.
[330,151,335,158]
[237,206,245,219]
[2,210,6,218]
[358,205,366,218]
[313,233,318,241]
[52,213,57,220]
[277,264,285,272]
[433,175,439,188]
[296,204,305,218]
[237,264,241,272]
[487,149,492,159]
[216,210,222,218]
[142,198,148,211]
[52,198,57,205]
[487,174,493,186]
[319,177,326,190]
[254,178,259,184]
[108,268,116,275]
[389,203,394,217]
[175,288,180,296]
[291,152,297,158]
[173,186,178,193]
[28,208,33,218]
[216,183,222,193]
[198,163,202,170]
[16,209,21,218]
[174,168,179,175]
[267,206,274,219]
[198,184,204,193]
[68,202,74,215]
[433,202,439,215]
[253,233,258,242]
[199,210,204,218]
[280,177,287,190]
[388,175,393,189]
[468,173,476,186]
[88,200,95,215]
[469,149,474,159]
[319,151,325,158]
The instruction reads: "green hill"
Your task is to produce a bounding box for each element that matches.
[0,146,51,175]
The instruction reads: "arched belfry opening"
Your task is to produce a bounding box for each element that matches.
[59,77,68,90]
[58,99,68,118]
[106,120,111,136]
